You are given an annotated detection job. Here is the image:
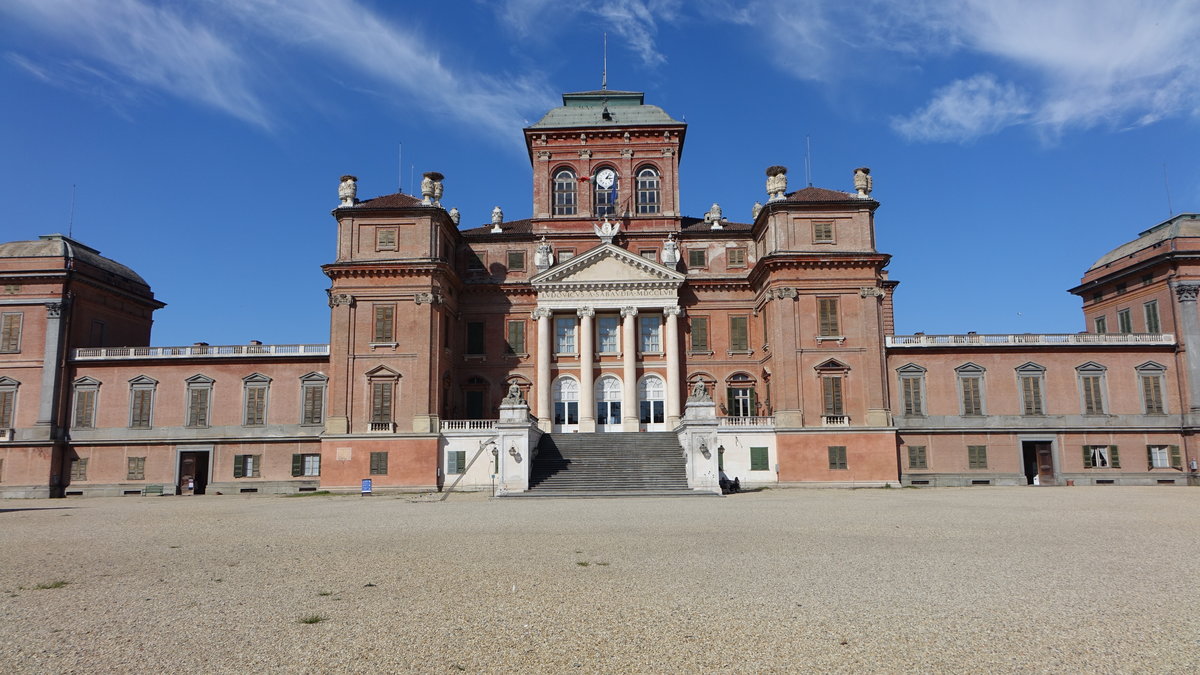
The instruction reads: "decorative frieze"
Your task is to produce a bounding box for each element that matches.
[860,286,884,298]
[326,292,354,308]
[44,301,64,318]
[578,149,592,159]
[1174,283,1200,303]
[414,292,441,305]
[536,150,551,160]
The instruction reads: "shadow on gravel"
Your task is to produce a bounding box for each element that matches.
[0,507,77,514]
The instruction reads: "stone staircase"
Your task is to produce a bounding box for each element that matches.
[510,432,714,498]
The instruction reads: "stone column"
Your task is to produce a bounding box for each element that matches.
[621,306,639,431]
[36,301,66,435]
[664,305,683,428]
[1173,283,1200,411]
[578,307,596,432]
[534,308,552,431]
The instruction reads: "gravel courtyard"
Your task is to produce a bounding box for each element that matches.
[1,487,1198,673]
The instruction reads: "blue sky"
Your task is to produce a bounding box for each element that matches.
[1,0,1197,346]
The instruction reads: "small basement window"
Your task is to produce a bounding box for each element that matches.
[970,480,991,485]
[123,490,141,495]
[240,488,259,493]
[298,487,318,492]
[1157,479,1176,485]
[1095,479,1115,485]
[910,480,930,485]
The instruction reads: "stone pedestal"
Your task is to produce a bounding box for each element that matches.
[677,398,721,494]
[496,400,540,494]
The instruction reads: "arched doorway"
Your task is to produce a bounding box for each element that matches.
[595,374,622,431]
[552,376,580,432]
[638,375,666,431]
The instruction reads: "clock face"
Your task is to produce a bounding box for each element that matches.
[595,169,616,189]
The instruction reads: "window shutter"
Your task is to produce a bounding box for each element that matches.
[0,390,13,428]
[234,455,245,478]
[822,377,844,415]
[1146,445,1154,471]
[1169,445,1182,469]
[818,298,839,336]
[1109,446,1120,469]
[1021,377,1042,415]
[1142,376,1163,414]
[371,382,393,423]
[132,388,152,428]
[730,316,748,351]
[188,388,209,427]
[1082,446,1093,469]
[750,447,768,471]
[74,390,95,428]
[291,454,303,477]
[374,306,395,342]
[691,318,708,351]
[0,314,20,352]
[303,385,323,425]
[749,387,759,415]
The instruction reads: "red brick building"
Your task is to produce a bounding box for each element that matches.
[1,88,1196,497]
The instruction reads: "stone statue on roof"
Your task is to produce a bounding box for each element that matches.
[661,233,679,266]
[766,165,788,202]
[338,175,358,208]
[854,167,873,199]
[534,236,554,271]
[594,216,620,244]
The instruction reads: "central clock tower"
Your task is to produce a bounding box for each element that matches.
[523,89,686,236]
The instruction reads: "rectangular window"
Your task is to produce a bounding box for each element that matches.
[376,228,397,251]
[1142,375,1165,414]
[302,383,325,425]
[729,316,749,352]
[506,320,526,354]
[70,457,88,481]
[900,377,923,416]
[1094,316,1107,334]
[557,249,575,262]
[639,316,661,353]
[907,446,927,470]
[813,221,834,243]
[640,249,657,261]
[688,249,706,269]
[1144,301,1160,333]
[1147,445,1180,469]
[244,386,267,425]
[370,382,393,423]
[370,451,389,475]
[373,305,395,342]
[127,456,146,480]
[467,251,486,271]
[555,317,576,354]
[507,250,525,271]
[597,317,619,353]
[186,387,210,427]
[750,447,769,471]
[466,321,486,355]
[233,454,261,478]
[0,313,21,353]
[967,445,988,469]
[822,376,844,416]
[727,248,747,268]
[961,377,983,416]
[690,317,709,351]
[1117,308,1132,334]
[728,386,754,417]
[0,389,15,428]
[73,388,96,429]
[1020,376,1043,415]
[1081,375,1104,415]
[130,388,153,428]
[447,450,467,475]
[291,453,321,477]
[818,298,840,336]
[1082,445,1119,469]
[828,446,847,470]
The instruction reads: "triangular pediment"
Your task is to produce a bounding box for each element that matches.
[531,243,685,287]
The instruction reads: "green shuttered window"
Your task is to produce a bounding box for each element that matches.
[750,447,769,471]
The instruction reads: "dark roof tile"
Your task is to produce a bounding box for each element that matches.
[461,219,533,237]
[354,192,424,208]
[783,186,861,203]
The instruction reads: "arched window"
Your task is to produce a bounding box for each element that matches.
[725,373,757,417]
[595,375,622,426]
[553,168,577,216]
[553,377,579,426]
[593,167,618,216]
[636,166,660,214]
[638,375,665,425]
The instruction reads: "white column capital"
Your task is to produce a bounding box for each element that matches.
[663,305,683,317]
[620,306,639,318]
[577,306,596,318]
[531,307,553,319]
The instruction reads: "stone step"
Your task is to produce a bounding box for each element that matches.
[527,432,691,495]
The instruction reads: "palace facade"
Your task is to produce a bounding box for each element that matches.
[1,88,1198,498]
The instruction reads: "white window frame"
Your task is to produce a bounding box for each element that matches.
[554,317,577,355]
[597,316,620,354]
[639,315,662,354]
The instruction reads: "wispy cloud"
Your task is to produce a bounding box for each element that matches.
[495,0,680,68]
[2,0,557,141]
[744,0,1200,142]
[2,0,270,128]
[891,74,1030,143]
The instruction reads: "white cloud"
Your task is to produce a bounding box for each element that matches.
[2,0,558,142]
[740,0,1200,142]
[891,74,1030,142]
[495,0,680,68]
[1,0,270,128]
